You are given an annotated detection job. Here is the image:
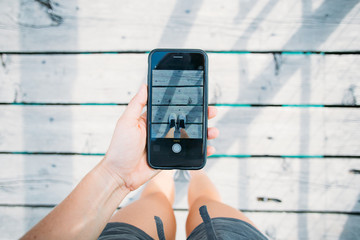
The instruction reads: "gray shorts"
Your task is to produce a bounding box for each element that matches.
[98,205,267,240]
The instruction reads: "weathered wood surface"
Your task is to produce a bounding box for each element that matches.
[1,155,359,212]
[152,87,203,105]
[152,106,202,123]
[1,105,359,155]
[0,0,359,239]
[1,54,359,105]
[1,206,359,240]
[152,70,203,86]
[212,106,360,156]
[1,0,359,51]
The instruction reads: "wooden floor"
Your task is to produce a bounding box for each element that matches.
[1,0,360,239]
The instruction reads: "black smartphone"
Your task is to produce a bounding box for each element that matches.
[147,49,208,169]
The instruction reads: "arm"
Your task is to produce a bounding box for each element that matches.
[21,84,219,239]
[21,161,130,239]
[21,84,159,239]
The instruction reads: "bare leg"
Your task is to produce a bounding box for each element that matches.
[186,170,257,236]
[165,113,176,138]
[109,171,176,239]
[178,114,188,138]
[180,128,189,138]
[165,128,175,138]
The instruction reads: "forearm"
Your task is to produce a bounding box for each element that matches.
[21,159,130,240]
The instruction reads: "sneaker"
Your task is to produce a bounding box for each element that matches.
[169,113,176,128]
[178,114,186,129]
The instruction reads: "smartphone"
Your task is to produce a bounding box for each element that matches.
[147,49,208,169]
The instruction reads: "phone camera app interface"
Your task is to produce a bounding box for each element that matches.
[151,53,204,140]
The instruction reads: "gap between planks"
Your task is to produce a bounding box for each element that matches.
[2,152,360,159]
[0,204,359,215]
[1,51,360,55]
[1,103,360,108]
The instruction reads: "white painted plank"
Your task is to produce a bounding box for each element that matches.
[152,106,202,123]
[212,107,360,156]
[0,0,359,51]
[152,70,203,86]
[1,54,359,105]
[0,54,147,104]
[1,155,359,212]
[0,105,359,155]
[1,206,359,240]
[204,158,360,213]
[152,87,203,105]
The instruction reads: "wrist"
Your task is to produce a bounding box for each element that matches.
[96,159,131,195]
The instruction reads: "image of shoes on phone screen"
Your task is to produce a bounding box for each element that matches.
[147,49,208,169]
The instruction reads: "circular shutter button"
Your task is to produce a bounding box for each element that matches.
[172,143,182,153]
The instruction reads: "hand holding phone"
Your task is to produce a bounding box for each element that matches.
[104,85,159,191]
[103,87,218,190]
[147,49,209,169]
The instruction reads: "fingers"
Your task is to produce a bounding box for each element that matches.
[140,111,147,122]
[207,126,218,156]
[207,145,216,156]
[207,127,219,140]
[208,106,217,119]
[123,84,148,121]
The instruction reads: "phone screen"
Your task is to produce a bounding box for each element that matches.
[147,50,207,169]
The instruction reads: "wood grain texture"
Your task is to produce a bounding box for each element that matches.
[1,105,359,155]
[1,54,359,105]
[212,106,360,156]
[0,0,359,51]
[152,70,203,86]
[204,158,360,212]
[152,87,203,105]
[152,106,202,123]
[0,0,359,237]
[1,155,359,212]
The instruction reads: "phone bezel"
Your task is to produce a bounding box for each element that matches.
[147,48,208,170]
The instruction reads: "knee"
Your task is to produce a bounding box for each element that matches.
[142,192,175,217]
[144,193,177,239]
[144,192,172,206]
[189,195,219,212]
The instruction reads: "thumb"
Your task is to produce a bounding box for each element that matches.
[123,84,148,121]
